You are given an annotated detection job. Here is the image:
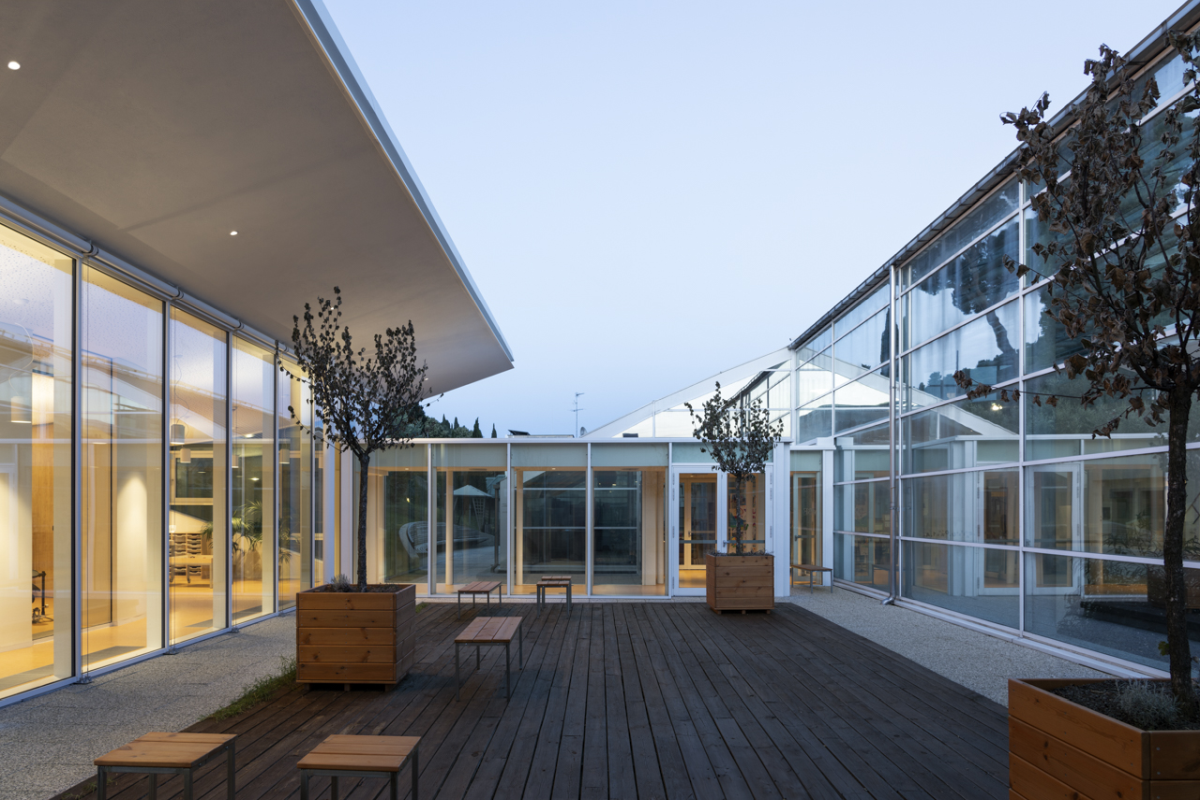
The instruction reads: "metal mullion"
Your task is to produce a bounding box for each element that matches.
[163,302,172,653]
[1020,544,1200,568]
[833,476,893,487]
[1023,442,1181,467]
[1017,218,1027,634]
[427,443,434,596]
[897,374,1022,420]
[72,259,84,683]
[895,464,1019,482]
[888,263,898,602]
[506,442,512,598]
[585,443,593,596]
[225,331,233,630]
[896,535,1022,552]
[272,351,280,612]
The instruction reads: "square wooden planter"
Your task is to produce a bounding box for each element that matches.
[1009,678,1200,799]
[296,583,416,686]
[706,553,774,614]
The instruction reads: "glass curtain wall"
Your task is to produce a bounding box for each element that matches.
[168,309,227,644]
[790,451,822,574]
[833,424,891,590]
[434,444,507,592]
[0,226,73,699]
[231,338,274,623]
[591,444,667,596]
[370,447,428,589]
[81,269,164,670]
[513,444,586,592]
[277,359,310,609]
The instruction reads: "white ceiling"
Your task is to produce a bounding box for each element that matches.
[0,0,512,395]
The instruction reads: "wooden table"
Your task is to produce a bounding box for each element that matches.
[791,563,833,594]
[536,579,572,615]
[298,734,420,800]
[94,732,236,800]
[455,616,523,700]
[456,580,502,618]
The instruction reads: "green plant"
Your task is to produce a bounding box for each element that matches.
[685,382,783,555]
[207,655,297,721]
[329,573,352,592]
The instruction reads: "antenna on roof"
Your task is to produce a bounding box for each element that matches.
[573,392,585,438]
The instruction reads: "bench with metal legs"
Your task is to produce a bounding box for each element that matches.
[298,735,420,800]
[455,616,523,700]
[791,563,833,594]
[94,732,236,800]
[535,579,572,615]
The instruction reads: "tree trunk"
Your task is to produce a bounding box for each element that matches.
[1165,388,1196,714]
[357,453,371,592]
[730,476,744,556]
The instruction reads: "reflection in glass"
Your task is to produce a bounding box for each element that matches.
[834,307,890,377]
[834,283,889,336]
[833,369,889,434]
[834,481,890,535]
[903,300,1018,412]
[906,179,1019,287]
[903,542,1018,628]
[791,467,822,572]
[515,468,585,591]
[168,310,227,644]
[678,472,717,589]
[902,470,1017,544]
[0,228,73,698]
[1024,553,1200,672]
[278,360,310,609]
[833,533,890,590]
[593,469,666,595]
[797,351,833,406]
[313,421,325,585]
[376,468,428,587]
[231,338,275,623]
[82,269,164,669]
[834,423,888,481]
[435,469,507,590]
[796,400,833,444]
[728,473,766,553]
[901,397,1017,474]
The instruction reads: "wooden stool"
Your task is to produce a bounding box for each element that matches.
[536,579,572,615]
[791,563,833,594]
[94,732,236,800]
[456,580,502,618]
[455,616,523,700]
[298,734,420,800]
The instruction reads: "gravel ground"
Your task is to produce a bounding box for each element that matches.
[0,615,295,800]
[783,585,1114,705]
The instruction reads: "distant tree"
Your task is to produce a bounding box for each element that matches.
[956,36,1200,712]
[287,287,428,591]
[491,423,498,439]
[685,383,783,555]
[471,418,483,438]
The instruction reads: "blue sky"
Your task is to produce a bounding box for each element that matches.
[324,0,1182,436]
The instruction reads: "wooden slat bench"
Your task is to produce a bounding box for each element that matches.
[536,578,572,614]
[455,616,523,700]
[456,580,502,618]
[298,734,420,800]
[94,732,236,800]
[791,563,833,594]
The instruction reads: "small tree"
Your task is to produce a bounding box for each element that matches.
[288,287,428,591]
[957,35,1200,713]
[685,382,783,555]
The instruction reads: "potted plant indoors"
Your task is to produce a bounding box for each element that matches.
[287,288,428,686]
[686,382,783,614]
[956,34,1200,796]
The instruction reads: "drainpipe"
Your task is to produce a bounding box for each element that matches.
[883,266,898,606]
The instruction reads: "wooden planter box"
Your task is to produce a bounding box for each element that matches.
[1009,678,1200,799]
[296,583,416,686]
[706,553,774,614]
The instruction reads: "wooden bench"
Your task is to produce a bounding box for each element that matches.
[456,580,502,618]
[791,563,833,594]
[455,616,523,700]
[536,577,572,614]
[94,732,236,800]
[298,734,420,800]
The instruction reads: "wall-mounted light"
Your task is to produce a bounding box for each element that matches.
[180,447,192,464]
[170,422,186,444]
[10,396,30,424]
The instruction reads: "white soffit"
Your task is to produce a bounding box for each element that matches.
[0,0,512,395]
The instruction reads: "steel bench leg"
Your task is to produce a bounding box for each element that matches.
[331,775,339,800]
[506,641,511,698]
[183,770,194,800]
[413,745,419,800]
[390,770,398,800]
[300,771,309,800]
[148,774,157,800]
[455,642,461,701]
[226,741,236,799]
[519,625,524,667]
[457,592,461,619]
[475,644,480,670]
[96,767,107,800]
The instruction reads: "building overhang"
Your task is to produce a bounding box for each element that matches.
[0,0,512,395]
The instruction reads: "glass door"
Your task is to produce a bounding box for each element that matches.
[671,470,722,594]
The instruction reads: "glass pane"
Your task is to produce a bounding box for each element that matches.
[902,300,1018,412]
[797,349,834,406]
[834,307,890,377]
[796,398,833,444]
[435,469,507,591]
[591,443,667,468]
[514,468,585,592]
[901,469,1018,545]
[901,395,1018,475]
[727,473,766,553]
[767,371,790,409]
[592,469,667,596]
[907,217,1018,348]
[834,481,890,535]
[231,338,275,622]
[0,227,73,698]
[833,533,890,591]
[82,269,164,669]
[168,309,227,644]
[678,472,717,589]
[905,178,1020,288]
[834,283,889,338]
[376,468,428,587]
[791,470,822,570]
[1024,553,1200,672]
[278,360,310,608]
[834,369,889,434]
[834,423,889,481]
[903,542,1018,628]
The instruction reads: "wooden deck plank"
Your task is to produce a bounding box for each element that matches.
[50,602,1009,800]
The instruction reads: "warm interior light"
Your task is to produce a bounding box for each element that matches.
[180,447,192,464]
[7,62,19,71]
[10,396,30,424]
[233,455,241,470]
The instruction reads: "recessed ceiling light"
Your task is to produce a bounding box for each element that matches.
[229,230,238,236]
[7,62,19,71]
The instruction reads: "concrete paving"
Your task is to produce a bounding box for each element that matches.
[783,584,1111,705]
[0,614,295,800]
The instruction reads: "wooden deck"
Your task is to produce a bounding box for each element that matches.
[54,602,1009,800]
